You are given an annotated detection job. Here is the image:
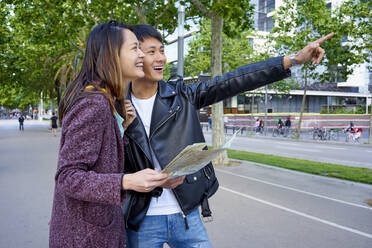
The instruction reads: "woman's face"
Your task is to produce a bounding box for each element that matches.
[120,29,145,83]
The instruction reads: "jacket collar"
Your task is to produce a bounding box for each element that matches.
[125,81,180,158]
[124,83,153,165]
[126,81,176,100]
[158,80,177,98]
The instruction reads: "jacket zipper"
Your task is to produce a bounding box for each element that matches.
[172,189,189,230]
[181,211,189,230]
[149,107,179,140]
[148,107,190,228]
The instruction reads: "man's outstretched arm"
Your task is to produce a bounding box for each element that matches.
[183,32,335,109]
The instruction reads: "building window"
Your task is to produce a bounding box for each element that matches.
[257,0,275,32]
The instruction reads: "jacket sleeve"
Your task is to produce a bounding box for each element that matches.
[181,56,291,109]
[55,95,124,206]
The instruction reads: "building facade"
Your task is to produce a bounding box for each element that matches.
[166,0,372,115]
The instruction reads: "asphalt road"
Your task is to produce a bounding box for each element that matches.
[1,120,371,248]
[206,164,372,248]
[203,131,372,169]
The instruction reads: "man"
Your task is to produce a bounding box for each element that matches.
[285,116,291,135]
[18,114,25,131]
[123,24,333,247]
[278,118,284,134]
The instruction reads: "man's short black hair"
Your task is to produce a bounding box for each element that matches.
[131,24,163,43]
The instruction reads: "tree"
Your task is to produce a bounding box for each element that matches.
[187,0,255,165]
[271,0,371,139]
[184,20,255,76]
[1,0,183,112]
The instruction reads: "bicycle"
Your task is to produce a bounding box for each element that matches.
[312,127,326,140]
[326,128,339,141]
[272,126,285,137]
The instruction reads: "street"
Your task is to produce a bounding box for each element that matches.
[206,163,372,248]
[204,131,372,169]
[1,120,371,248]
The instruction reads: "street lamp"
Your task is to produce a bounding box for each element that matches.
[177,5,185,78]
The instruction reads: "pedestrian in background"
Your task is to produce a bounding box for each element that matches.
[255,118,260,133]
[50,112,58,136]
[18,114,24,131]
[49,21,169,248]
[285,117,291,134]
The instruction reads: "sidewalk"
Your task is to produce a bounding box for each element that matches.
[0,120,58,248]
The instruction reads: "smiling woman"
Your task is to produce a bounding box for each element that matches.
[48,21,165,248]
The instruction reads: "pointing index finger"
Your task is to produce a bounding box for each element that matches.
[315,32,334,45]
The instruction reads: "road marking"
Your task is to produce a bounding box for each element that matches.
[274,146,319,152]
[319,147,347,150]
[216,169,372,210]
[275,143,346,151]
[220,186,372,239]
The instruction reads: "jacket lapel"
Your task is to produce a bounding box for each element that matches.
[149,81,179,138]
[124,84,154,165]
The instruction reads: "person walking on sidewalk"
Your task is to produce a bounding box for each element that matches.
[18,114,24,131]
[50,112,58,136]
[285,117,291,135]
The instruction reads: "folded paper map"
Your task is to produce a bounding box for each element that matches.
[161,128,241,178]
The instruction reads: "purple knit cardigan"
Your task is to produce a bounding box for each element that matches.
[49,94,126,248]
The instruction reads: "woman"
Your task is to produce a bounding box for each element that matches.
[49,21,168,248]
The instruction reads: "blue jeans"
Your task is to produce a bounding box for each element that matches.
[126,208,212,248]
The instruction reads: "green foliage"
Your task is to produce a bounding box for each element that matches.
[272,0,372,84]
[320,105,370,114]
[184,20,255,76]
[1,0,183,109]
[184,20,296,94]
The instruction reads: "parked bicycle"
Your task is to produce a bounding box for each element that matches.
[312,127,339,141]
[272,126,285,137]
[312,127,326,140]
[328,128,339,141]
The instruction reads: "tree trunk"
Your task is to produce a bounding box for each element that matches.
[296,66,308,139]
[211,12,228,165]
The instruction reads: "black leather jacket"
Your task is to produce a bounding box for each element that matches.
[123,56,291,231]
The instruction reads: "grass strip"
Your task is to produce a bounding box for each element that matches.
[225,149,372,185]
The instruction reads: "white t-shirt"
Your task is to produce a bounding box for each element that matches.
[131,93,181,215]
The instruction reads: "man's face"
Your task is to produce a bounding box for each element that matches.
[139,37,167,82]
